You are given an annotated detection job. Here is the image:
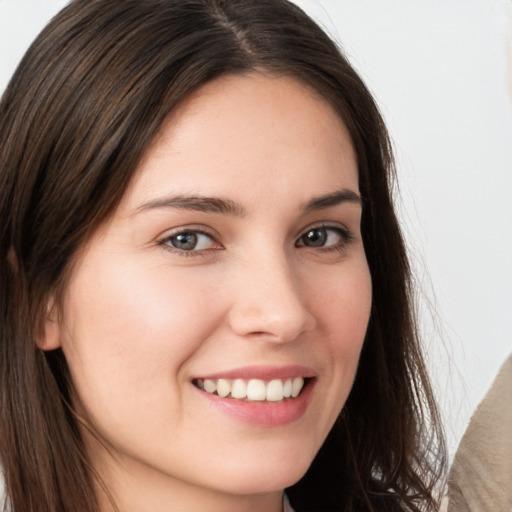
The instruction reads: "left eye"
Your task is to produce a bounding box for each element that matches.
[296,226,349,248]
[162,230,216,251]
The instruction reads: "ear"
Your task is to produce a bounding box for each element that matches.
[7,247,18,271]
[8,248,62,351]
[37,297,62,351]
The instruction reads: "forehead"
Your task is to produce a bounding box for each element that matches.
[120,73,358,213]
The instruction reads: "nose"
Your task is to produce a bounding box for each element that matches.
[227,251,316,343]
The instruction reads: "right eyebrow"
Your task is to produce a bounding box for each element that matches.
[133,195,247,217]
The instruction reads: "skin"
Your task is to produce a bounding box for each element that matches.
[43,73,372,512]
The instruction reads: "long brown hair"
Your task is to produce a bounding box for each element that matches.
[0,1,446,510]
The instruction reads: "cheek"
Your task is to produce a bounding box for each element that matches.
[314,260,372,390]
[316,260,372,353]
[297,258,371,442]
[59,256,224,411]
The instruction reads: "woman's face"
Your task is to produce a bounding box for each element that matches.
[49,74,372,508]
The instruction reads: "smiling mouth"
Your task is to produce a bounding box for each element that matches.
[193,377,309,402]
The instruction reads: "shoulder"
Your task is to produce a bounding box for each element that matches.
[448,355,512,511]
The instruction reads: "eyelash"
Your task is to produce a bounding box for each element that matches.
[295,224,354,253]
[158,224,354,257]
[158,227,219,258]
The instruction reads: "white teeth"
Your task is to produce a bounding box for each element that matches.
[291,377,304,398]
[231,379,247,399]
[203,379,217,393]
[246,379,267,401]
[217,379,231,398]
[283,379,292,398]
[266,379,284,401]
[196,377,307,401]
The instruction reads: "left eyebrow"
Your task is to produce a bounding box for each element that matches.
[302,189,362,213]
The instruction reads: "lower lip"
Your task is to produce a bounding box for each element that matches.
[196,379,315,426]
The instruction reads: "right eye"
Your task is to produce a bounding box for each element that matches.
[160,229,220,254]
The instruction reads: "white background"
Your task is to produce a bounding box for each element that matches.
[1,0,511,459]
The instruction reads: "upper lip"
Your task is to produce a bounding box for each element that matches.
[194,365,317,381]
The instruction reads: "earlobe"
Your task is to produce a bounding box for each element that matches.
[8,248,62,350]
[37,299,62,351]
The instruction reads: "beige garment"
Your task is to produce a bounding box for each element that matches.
[448,354,512,512]
[283,493,295,512]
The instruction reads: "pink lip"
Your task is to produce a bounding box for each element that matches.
[194,376,316,427]
[195,364,317,381]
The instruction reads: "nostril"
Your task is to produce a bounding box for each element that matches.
[228,302,316,342]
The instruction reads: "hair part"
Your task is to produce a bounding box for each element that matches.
[0,1,446,511]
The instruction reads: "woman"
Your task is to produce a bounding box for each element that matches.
[0,0,446,511]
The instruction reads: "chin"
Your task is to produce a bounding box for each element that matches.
[210,448,313,496]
